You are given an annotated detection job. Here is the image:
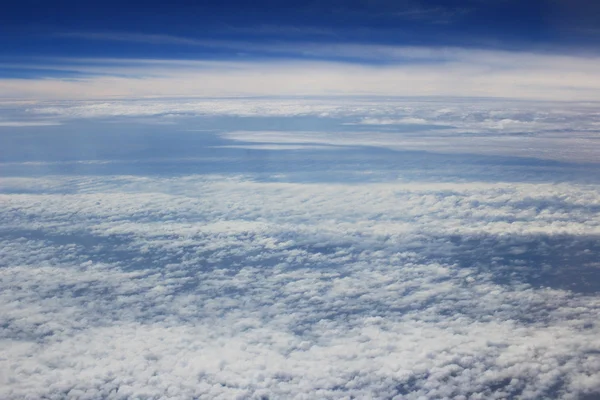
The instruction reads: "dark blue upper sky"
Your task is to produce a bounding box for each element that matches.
[2,0,600,62]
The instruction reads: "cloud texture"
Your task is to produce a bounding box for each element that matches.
[1,97,600,399]
[2,174,600,399]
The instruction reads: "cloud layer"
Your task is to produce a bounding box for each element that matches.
[15,96,600,164]
[3,44,600,100]
[1,97,600,399]
[2,173,600,399]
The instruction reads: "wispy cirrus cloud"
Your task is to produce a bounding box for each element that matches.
[55,32,211,46]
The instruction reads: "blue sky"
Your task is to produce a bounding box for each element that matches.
[0,1,599,101]
[4,0,600,56]
[2,0,600,100]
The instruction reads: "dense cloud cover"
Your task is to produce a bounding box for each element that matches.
[1,98,600,399]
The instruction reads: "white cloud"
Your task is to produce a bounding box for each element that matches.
[211,144,337,150]
[0,178,599,398]
[8,96,599,164]
[2,45,600,100]
[1,95,599,399]
[1,174,600,398]
[0,121,61,127]
[221,128,600,164]
[354,117,431,125]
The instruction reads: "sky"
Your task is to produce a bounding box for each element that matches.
[2,2,600,400]
[2,0,600,99]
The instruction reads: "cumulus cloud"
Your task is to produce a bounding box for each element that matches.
[1,172,600,399]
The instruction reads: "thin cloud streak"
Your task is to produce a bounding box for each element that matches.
[2,56,600,100]
[46,33,600,62]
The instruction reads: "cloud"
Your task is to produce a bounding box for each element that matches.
[1,173,600,399]
[211,144,337,150]
[2,44,600,100]
[1,96,599,399]
[0,121,61,127]
[5,97,598,165]
[56,32,211,46]
[221,128,600,164]
[354,117,431,125]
